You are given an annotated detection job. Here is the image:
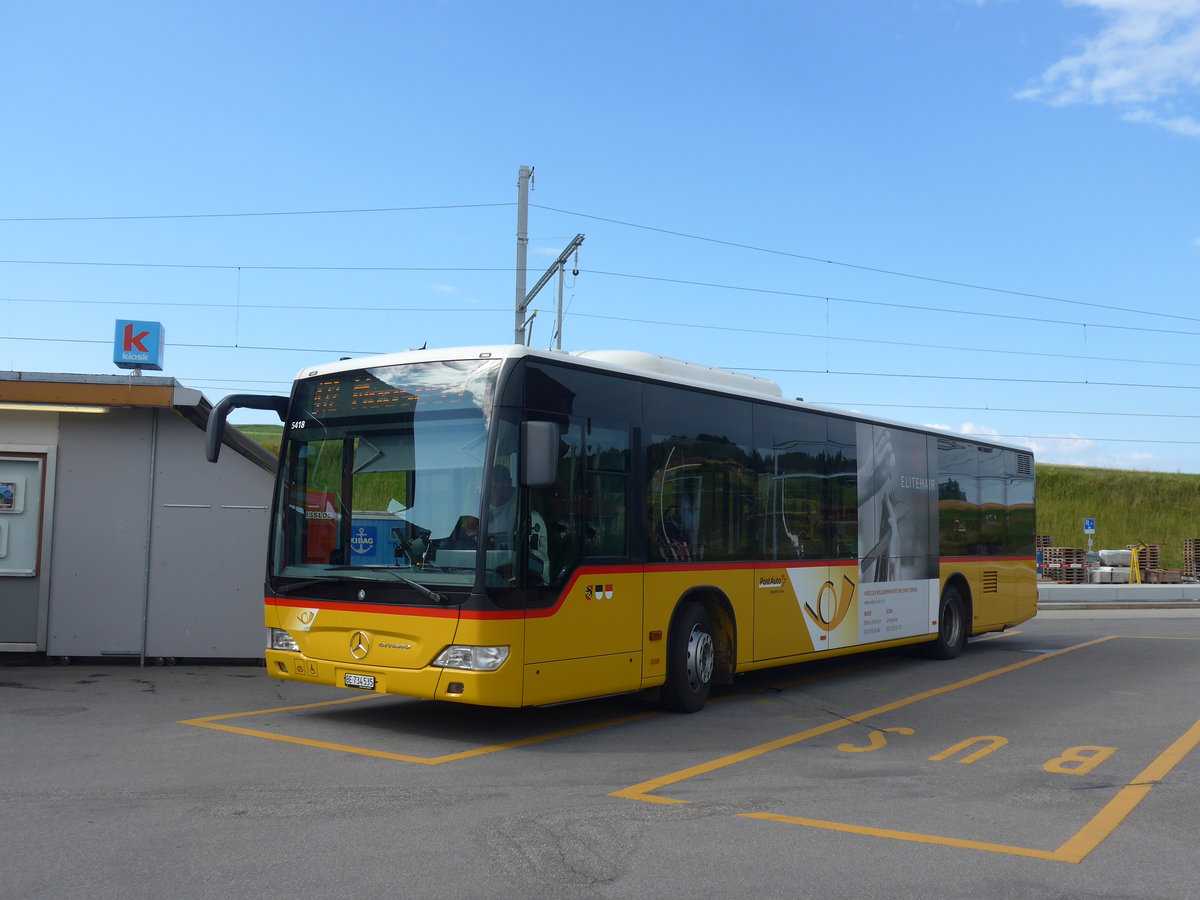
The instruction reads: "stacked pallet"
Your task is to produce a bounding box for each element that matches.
[1185,539,1200,578]
[1128,543,1162,571]
[1042,546,1087,584]
[1146,569,1182,584]
[1035,535,1053,549]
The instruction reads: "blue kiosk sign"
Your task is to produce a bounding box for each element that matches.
[114,320,165,371]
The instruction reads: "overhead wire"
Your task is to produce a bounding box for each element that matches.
[4,197,1193,324]
[578,272,1200,339]
[0,259,510,272]
[805,403,1200,420]
[0,202,515,223]
[533,204,1200,326]
[5,290,1200,375]
[4,199,1199,455]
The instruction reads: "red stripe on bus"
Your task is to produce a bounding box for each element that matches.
[267,556,1021,622]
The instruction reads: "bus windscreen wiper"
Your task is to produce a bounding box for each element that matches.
[323,565,449,604]
[275,568,449,604]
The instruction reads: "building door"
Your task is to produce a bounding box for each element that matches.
[0,451,52,651]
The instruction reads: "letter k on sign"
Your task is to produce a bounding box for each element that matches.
[123,323,150,352]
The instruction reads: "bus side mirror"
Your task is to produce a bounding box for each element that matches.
[521,421,559,487]
[206,393,289,463]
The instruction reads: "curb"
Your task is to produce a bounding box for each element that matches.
[1037,601,1200,611]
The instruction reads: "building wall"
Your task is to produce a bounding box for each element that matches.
[21,407,274,659]
[0,413,59,649]
[47,409,154,655]
[144,410,270,658]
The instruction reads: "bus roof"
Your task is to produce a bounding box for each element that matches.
[292,345,1032,455]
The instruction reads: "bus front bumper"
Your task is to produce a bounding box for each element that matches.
[264,649,525,707]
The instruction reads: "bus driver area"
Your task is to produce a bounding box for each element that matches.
[179,618,1200,866]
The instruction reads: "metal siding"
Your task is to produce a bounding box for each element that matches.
[44,409,273,658]
[47,410,152,656]
[145,412,270,658]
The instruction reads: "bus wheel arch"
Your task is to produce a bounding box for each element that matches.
[662,588,735,713]
[924,576,971,659]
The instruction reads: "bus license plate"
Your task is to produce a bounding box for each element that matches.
[344,673,376,690]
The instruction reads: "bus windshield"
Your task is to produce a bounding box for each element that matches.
[270,358,506,590]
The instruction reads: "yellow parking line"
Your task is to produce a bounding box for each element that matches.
[1054,717,1200,863]
[741,812,1064,861]
[741,715,1200,863]
[973,628,1022,642]
[181,698,660,765]
[611,636,1117,803]
[179,648,890,762]
[611,635,1200,863]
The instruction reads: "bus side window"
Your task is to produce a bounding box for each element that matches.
[527,419,631,586]
[585,423,629,558]
[528,420,585,587]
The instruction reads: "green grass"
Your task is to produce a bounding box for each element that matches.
[234,424,1198,569]
[236,424,282,456]
[1034,464,1200,569]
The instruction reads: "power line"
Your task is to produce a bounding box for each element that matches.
[580,272,1200,339]
[987,434,1200,446]
[5,293,1196,378]
[534,204,1200,327]
[0,203,515,223]
[0,334,385,356]
[565,306,1200,369]
[722,363,1200,392]
[3,331,1198,394]
[3,197,1190,330]
[7,266,1200,357]
[3,256,1192,339]
[0,259,509,273]
[1,295,510,314]
[805,403,1200,420]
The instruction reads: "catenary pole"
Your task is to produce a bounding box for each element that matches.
[513,166,532,345]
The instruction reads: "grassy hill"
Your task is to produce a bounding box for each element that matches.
[234,425,1198,569]
[1035,464,1200,569]
[236,424,283,456]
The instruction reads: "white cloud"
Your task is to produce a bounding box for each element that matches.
[1018,0,1200,136]
[924,421,1167,469]
[1123,106,1200,133]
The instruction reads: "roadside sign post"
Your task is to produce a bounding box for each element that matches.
[1083,517,1096,554]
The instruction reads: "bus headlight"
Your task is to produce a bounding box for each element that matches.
[269,628,300,652]
[432,645,509,671]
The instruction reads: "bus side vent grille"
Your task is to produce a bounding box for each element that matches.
[982,571,999,593]
[1017,453,1033,476]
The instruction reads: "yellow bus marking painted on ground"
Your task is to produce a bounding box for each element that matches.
[611,635,1200,863]
[178,651,893,763]
[972,628,1022,642]
[743,717,1200,864]
[611,637,1117,803]
[181,697,660,765]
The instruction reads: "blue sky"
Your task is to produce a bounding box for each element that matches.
[3,0,1200,473]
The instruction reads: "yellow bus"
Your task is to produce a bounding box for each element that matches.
[208,345,1036,712]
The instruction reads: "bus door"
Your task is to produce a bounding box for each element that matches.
[520,419,642,706]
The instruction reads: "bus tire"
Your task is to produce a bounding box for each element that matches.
[924,585,967,659]
[663,601,715,713]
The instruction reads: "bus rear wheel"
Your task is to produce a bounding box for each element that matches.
[924,585,967,659]
[663,601,715,713]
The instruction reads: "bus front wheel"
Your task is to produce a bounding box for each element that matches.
[924,585,967,659]
[663,601,715,713]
